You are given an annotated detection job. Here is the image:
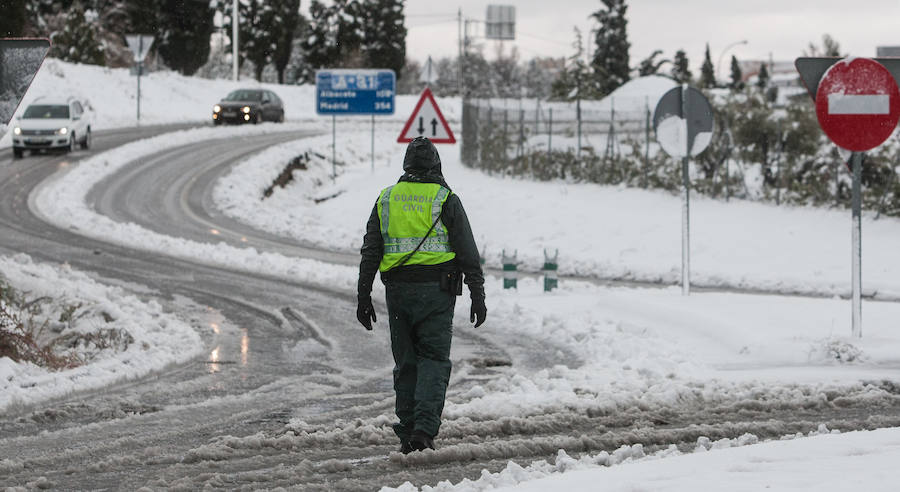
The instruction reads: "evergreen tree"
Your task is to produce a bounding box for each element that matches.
[756,62,769,90]
[671,49,691,84]
[245,1,273,81]
[637,49,668,76]
[0,1,27,37]
[590,0,630,97]
[268,0,302,84]
[49,1,105,65]
[700,43,715,88]
[551,27,594,100]
[219,0,273,81]
[300,0,340,83]
[361,0,406,79]
[334,0,365,67]
[729,55,744,91]
[155,0,215,75]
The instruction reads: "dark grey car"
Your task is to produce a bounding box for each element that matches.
[212,89,285,125]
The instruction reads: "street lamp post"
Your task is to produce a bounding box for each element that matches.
[717,40,748,87]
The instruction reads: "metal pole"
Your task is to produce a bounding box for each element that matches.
[136,63,141,123]
[136,36,142,123]
[232,0,239,81]
[775,119,782,206]
[371,114,375,173]
[457,8,462,97]
[644,97,650,187]
[851,151,863,338]
[681,84,691,296]
[332,115,336,183]
[576,96,582,160]
[548,107,552,153]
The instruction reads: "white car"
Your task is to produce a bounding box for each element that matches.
[11,96,92,158]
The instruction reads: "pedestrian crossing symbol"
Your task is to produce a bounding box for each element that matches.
[397,87,456,144]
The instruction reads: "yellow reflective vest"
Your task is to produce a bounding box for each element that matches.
[377,182,456,272]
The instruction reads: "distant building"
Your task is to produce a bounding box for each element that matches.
[877,46,900,57]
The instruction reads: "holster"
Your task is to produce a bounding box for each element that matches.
[440,271,463,296]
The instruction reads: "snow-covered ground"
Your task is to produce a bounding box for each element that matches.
[0,254,201,413]
[6,59,900,490]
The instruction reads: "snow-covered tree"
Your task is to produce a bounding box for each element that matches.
[361,0,406,79]
[700,43,715,88]
[219,0,274,81]
[670,49,691,84]
[551,28,595,100]
[299,0,338,83]
[267,0,302,84]
[49,1,105,66]
[334,0,365,67]
[590,0,630,97]
[154,0,216,75]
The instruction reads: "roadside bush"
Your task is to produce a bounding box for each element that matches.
[0,280,80,370]
[0,279,133,371]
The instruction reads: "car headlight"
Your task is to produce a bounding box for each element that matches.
[57,127,68,135]
[242,106,251,114]
[213,104,221,113]
[13,127,21,135]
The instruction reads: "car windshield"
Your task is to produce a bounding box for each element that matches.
[224,90,262,102]
[22,105,69,119]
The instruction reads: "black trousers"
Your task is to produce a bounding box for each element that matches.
[384,281,455,440]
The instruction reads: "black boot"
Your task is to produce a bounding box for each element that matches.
[399,439,414,454]
[409,430,435,452]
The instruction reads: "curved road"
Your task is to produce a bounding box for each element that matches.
[2,127,900,490]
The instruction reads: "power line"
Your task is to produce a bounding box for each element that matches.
[407,18,457,28]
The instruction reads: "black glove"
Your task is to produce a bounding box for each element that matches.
[357,297,376,331]
[470,297,487,328]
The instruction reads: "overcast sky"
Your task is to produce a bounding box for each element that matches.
[395,0,900,76]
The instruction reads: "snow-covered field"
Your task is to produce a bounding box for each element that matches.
[6,59,900,490]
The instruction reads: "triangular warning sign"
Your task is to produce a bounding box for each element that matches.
[0,38,50,140]
[398,87,456,144]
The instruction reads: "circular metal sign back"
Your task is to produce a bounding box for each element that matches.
[653,86,715,158]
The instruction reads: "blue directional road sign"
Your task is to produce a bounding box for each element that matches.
[316,69,395,115]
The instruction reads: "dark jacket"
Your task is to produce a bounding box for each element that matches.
[358,138,485,301]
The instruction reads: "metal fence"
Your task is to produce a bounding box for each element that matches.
[461,96,658,167]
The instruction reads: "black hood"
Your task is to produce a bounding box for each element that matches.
[399,137,450,189]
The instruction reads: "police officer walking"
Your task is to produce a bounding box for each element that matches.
[357,136,487,454]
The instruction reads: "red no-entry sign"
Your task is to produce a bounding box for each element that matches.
[815,57,900,151]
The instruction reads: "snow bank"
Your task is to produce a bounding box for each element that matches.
[32,123,365,299]
[212,125,900,301]
[0,254,201,412]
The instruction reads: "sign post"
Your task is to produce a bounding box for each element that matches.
[799,57,900,338]
[316,69,396,181]
[125,34,154,124]
[653,85,714,296]
[0,39,49,140]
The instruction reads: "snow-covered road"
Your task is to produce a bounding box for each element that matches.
[1,124,899,490]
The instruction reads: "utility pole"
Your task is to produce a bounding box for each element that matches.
[457,8,462,97]
[232,0,239,81]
